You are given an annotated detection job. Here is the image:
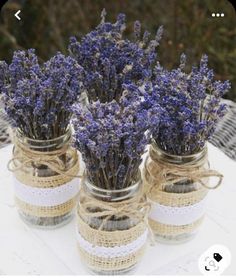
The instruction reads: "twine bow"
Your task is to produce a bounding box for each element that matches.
[144,144,223,194]
[8,138,82,179]
[78,183,156,245]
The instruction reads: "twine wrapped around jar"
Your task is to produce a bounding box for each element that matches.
[77,178,151,274]
[143,142,223,241]
[8,129,82,226]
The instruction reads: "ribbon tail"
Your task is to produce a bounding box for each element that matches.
[199,171,223,190]
[7,157,31,172]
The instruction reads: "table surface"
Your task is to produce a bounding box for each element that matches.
[0,143,236,275]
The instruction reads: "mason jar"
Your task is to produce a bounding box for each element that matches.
[10,127,80,228]
[144,141,209,243]
[77,174,148,275]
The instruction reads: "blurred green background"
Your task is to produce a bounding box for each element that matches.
[0,0,235,100]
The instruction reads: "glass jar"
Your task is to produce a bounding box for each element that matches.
[77,174,148,275]
[11,128,80,228]
[145,142,209,244]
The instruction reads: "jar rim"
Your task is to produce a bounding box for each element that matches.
[83,170,141,202]
[151,140,207,164]
[16,126,72,143]
[15,126,72,151]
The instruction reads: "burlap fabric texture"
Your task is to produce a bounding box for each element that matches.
[8,135,81,218]
[143,143,223,237]
[77,184,150,273]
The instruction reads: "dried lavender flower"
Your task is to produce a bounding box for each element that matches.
[150,54,231,155]
[68,10,163,103]
[72,85,162,190]
[0,49,84,139]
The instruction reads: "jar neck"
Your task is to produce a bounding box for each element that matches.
[83,172,141,202]
[15,127,72,152]
[151,141,207,165]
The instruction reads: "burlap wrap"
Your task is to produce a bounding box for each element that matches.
[77,185,150,272]
[149,217,204,236]
[8,137,81,218]
[143,144,223,237]
[15,195,78,217]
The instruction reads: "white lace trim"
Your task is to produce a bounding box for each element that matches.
[13,177,80,206]
[77,229,148,258]
[149,197,207,226]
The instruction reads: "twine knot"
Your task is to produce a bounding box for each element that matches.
[144,144,223,193]
[78,181,156,245]
[8,136,82,179]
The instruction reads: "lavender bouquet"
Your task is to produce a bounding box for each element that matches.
[150,54,231,155]
[0,49,84,140]
[144,55,231,242]
[73,85,161,274]
[0,49,84,228]
[69,10,163,103]
[72,84,161,190]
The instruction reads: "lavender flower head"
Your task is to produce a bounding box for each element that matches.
[150,54,231,155]
[0,49,84,139]
[72,84,162,189]
[69,9,163,103]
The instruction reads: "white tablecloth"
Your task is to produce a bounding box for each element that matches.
[0,143,235,275]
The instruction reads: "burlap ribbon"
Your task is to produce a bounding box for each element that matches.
[77,179,155,245]
[7,132,82,220]
[7,136,82,179]
[144,144,223,195]
[77,181,152,271]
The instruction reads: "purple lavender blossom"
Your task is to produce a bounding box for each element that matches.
[150,54,231,155]
[0,49,84,139]
[72,85,161,189]
[68,10,163,103]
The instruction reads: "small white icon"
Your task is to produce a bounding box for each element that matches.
[198,244,231,275]
[212,13,224,17]
[14,10,21,20]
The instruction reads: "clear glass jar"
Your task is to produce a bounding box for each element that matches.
[146,142,209,244]
[12,128,79,228]
[77,174,148,275]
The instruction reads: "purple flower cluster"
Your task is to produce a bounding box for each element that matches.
[68,9,163,103]
[150,54,231,155]
[0,49,84,139]
[72,85,161,189]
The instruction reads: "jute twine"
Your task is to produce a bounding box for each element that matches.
[143,144,223,236]
[8,138,82,181]
[77,184,150,272]
[8,136,81,218]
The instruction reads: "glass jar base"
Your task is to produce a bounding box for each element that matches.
[155,231,197,244]
[18,211,74,229]
[86,262,138,275]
